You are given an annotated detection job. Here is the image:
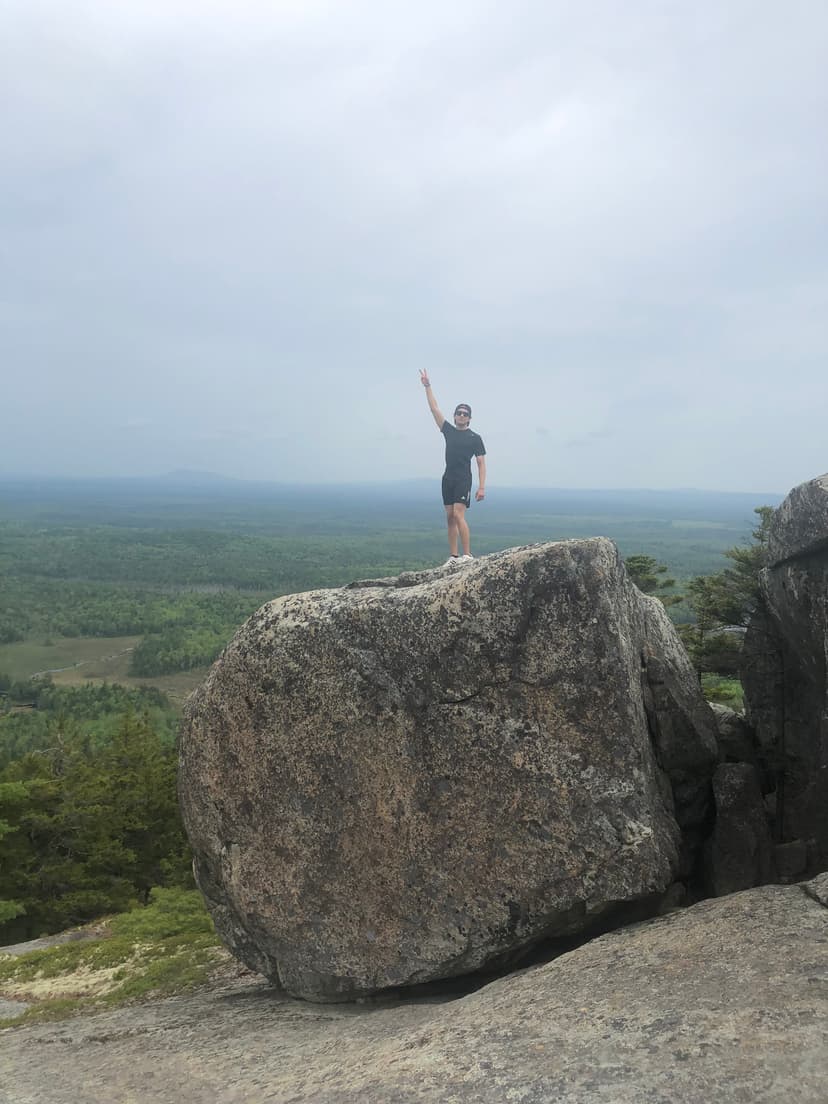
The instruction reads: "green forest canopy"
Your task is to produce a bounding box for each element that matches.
[0,478,779,944]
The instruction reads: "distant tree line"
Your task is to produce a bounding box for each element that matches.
[0,578,263,646]
[129,627,230,677]
[0,681,178,769]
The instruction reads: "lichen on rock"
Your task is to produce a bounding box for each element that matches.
[179,538,717,1001]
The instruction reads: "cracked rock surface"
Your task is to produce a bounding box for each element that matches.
[179,538,717,1001]
[3,878,827,1104]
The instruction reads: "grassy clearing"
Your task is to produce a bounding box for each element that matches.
[48,662,211,704]
[124,667,212,704]
[0,636,142,682]
[0,636,210,703]
[701,674,745,711]
[0,889,226,1028]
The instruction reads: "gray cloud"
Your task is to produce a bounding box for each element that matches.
[2,0,826,491]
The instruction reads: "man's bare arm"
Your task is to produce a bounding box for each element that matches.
[475,455,486,501]
[419,369,446,429]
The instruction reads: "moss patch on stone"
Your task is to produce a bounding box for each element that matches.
[0,889,224,1027]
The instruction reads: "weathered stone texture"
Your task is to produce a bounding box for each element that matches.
[742,473,828,873]
[706,763,775,895]
[775,838,809,882]
[767,472,828,563]
[4,878,827,1103]
[709,702,762,769]
[180,538,717,1000]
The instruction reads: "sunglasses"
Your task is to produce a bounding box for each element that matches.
[454,410,471,418]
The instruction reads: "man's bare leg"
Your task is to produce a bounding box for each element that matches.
[453,504,471,556]
[444,505,459,556]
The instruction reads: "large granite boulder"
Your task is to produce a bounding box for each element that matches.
[180,538,718,1001]
[742,473,828,874]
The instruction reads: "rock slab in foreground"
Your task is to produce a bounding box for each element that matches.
[180,539,717,1000]
[3,878,827,1103]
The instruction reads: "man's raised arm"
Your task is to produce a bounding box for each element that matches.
[419,370,446,429]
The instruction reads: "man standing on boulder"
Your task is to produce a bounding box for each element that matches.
[419,370,487,565]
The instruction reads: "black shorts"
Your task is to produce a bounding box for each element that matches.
[442,471,472,508]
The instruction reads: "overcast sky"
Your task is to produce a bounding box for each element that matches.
[2,0,826,492]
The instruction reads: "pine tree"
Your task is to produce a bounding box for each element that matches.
[624,554,682,607]
[0,711,191,943]
[681,506,774,675]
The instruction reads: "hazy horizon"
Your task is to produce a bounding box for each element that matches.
[0,467,789,500]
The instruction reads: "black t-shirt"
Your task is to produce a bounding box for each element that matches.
[441,421,486,476]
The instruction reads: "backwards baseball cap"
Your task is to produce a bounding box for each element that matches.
[454,404,472,417]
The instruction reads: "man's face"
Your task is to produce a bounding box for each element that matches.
[454,409,471,428]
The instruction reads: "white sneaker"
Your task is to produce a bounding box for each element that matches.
[459,554,474,562]
[443,555,460,566]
